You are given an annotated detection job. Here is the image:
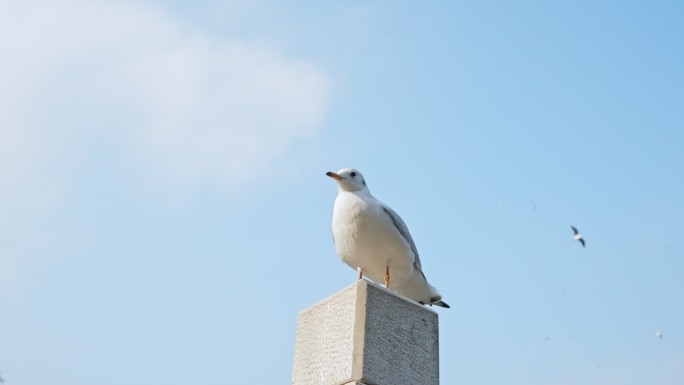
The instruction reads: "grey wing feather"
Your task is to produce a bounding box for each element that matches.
[413,260,427,280]
[381,205,422,269]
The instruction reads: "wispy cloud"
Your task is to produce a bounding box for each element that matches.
[0,0,330,201]
[0,0,330,280]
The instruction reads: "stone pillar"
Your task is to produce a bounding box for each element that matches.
[291,279,440,385]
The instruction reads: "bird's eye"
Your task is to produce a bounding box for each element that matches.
[350,171,357,177]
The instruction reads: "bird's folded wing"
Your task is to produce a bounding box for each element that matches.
[381,205,422,269]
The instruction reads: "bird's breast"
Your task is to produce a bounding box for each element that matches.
[331,193,414,282]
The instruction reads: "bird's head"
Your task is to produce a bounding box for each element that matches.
[326,168,368,193]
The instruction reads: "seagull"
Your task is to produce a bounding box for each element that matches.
[571,226,585,247]
[656,331,663,339]
[326,168,449,308]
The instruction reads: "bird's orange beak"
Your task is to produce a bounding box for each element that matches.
[326,171,344,181]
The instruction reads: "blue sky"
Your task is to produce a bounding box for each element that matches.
[1,1,682,384]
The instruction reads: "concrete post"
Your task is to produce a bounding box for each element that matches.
[291,279,440,385]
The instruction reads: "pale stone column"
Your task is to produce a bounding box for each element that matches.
[291,279,440,385]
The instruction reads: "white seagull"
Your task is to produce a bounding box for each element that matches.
[571,226,585,247]
[326,168,449,308]
[655,331,663,339]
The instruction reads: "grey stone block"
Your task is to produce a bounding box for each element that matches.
[291,280,439,385]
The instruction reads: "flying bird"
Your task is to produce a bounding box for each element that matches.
[326,168,449,308]
[656,331,663,339]
[571,226,585,247]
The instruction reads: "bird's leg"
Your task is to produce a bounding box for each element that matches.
[384,266,390,289]
[357,267,363,280]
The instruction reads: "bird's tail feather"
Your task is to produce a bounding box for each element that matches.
[431,299,450,308]
[396,274,451,309]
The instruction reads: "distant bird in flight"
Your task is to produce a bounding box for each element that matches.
[655,331,663,339]
[571,226,585,247]
[326,168,449,308]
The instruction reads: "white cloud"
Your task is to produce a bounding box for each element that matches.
[118,36,329,194]
[0,0,330,281]
[0,0,330,199]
